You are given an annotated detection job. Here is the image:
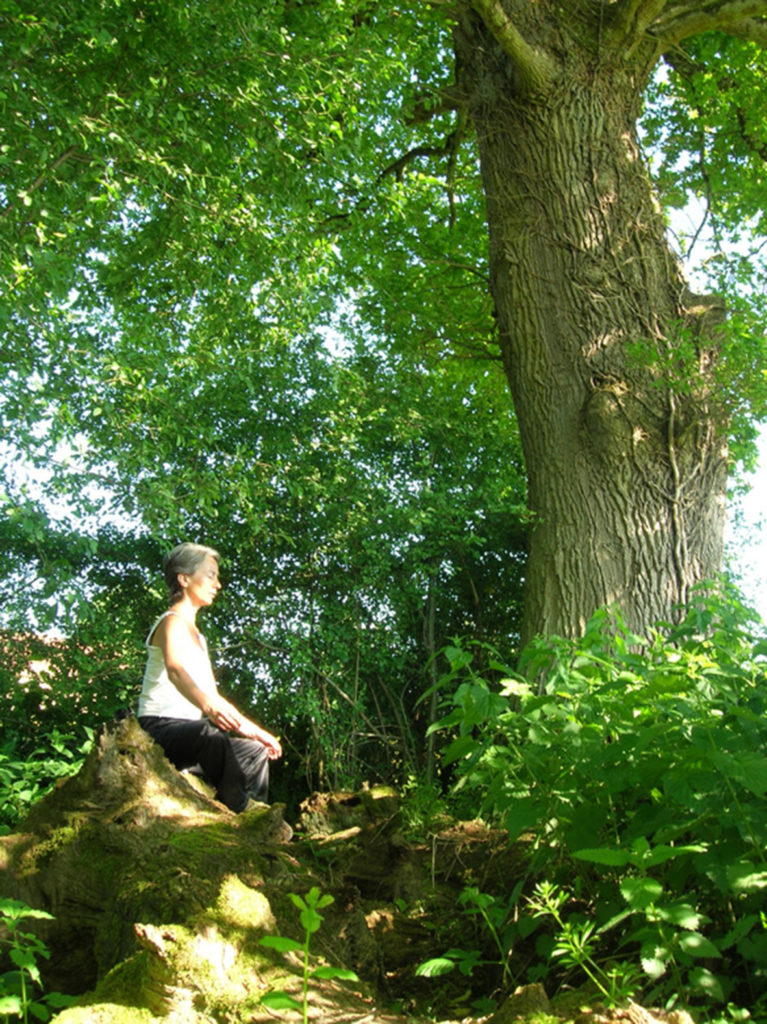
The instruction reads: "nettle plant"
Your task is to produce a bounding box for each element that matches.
[0,899,73,1023]
[428,584,767,1015]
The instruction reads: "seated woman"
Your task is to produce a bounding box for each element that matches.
[137,542,282,813]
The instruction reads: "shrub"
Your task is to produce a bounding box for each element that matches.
[0,731,91,833]
[429,584,767,1013]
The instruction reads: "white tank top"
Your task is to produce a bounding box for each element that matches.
[137,610,217,719]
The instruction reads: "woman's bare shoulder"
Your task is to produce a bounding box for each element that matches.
[148,611,182,647]
[155,611,201,650]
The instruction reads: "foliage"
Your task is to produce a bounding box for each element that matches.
[0,899,73,1023]
[0,0,475,503]
[427,584,767,1013]
[0,0,526,786]
[644,35,767,252]
[640,37,767,468]
[196,347,526,795]
[1,343,527,800]
[397,775,451,837]
[2,0,767,650]
[3,0,767,798]
[259,887,358,1023]
[0,731,91,834]
[416,883,520,985]
[528,880,643,1007]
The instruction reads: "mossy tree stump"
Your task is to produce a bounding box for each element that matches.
[0,719,672,1024]
[0,719,400,1021]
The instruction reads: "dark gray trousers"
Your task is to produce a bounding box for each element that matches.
[138,715,269,812]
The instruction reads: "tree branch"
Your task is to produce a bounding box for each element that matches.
[606,0,767,58]
[606,0,669,52]
[467,0,557,94]
[378,116,468,183]
[403,86,466,126]
[728,15,767,44]
[655,1,767,48]
[378,143,451,182]
[0,145,82,220]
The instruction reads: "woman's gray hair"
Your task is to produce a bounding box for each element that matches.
[162,542,220,605]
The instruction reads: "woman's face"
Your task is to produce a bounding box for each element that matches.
[181,555,221,608]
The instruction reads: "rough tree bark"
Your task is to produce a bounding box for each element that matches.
[452,0,767,641]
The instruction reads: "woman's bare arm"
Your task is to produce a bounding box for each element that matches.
[155,615,281,754]
[155,614,241,731]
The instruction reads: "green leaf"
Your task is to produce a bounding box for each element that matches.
[445,646,473,670]
[0,899,54,923]
[620,876,663,909]
[300,907,323,935]
[727,860,767,894]
[637,843,707,867]
[311,965,359,981]
[687,967,725,1002]
[260,991,303,1010]
[720,913,761,950]
[655,902,706,930]
[640,943,670,980]
[42,992,76,1009]
[442,733,478,766]
[288,893,308,912]
[415,957,457,977]
[259,935,303,953]
[676,931,722,959]
[10,947,39,972]
[502,797,540,841]
[572,847,631,867]
[714,752,767,796]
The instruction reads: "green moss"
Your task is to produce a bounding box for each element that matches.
[165,822,240,852]
[61,919,294,1023]
[213,875,275,931]
[50,1002,156,1024]
[91,950,154,1006]
[16,825,80,874]
[110,821,276,930]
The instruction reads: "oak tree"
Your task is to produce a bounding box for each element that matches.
[2,1,767,641]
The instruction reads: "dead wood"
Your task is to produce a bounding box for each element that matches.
[0,718,679,1024]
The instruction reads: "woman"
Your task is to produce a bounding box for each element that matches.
[137,542,282,813]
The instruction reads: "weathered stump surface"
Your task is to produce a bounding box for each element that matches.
[1,719,296,992]
[0,719,520,1022]
[0,720,679,1024]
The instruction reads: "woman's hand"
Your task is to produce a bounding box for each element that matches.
[239,721,283,759]
[204,696,282,758]
[203,696,243,733]
[261,730,283,760]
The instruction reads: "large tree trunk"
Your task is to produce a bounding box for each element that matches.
[455,5,728,642]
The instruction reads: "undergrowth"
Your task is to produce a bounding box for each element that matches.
[0,731,91,835]
[426,582,767,1021]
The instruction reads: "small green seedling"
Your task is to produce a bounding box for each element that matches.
[416,883,521,985]
[259,887,358,1023]
[0,898,74,1023]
